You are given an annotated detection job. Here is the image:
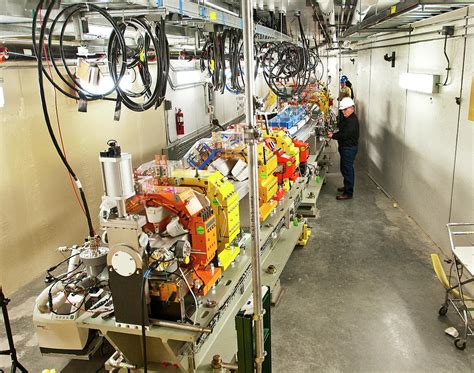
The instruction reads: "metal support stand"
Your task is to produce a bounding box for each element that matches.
[241,0,265,370]
[0,287,28,373]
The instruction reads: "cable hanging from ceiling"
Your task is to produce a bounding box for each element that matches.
[33,1,169,115]
[32,0,170,238]
[259,14,323,99]
[200,28,260,95]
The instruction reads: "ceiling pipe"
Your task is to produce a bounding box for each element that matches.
[352,0,378,25]
[311,0,332,45]
[345,0,358,30]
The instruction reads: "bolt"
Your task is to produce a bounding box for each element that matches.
[212,355,222,369]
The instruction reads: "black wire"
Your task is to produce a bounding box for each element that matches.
[47,284,87,316]
[108,17,169,111]
[47,260,84,283]
[46,252,82,280]
[46,266,109,316]
[200,28,248,94]
[442,33,451,86]
[258,16,323,99]
[188,257,205,290]
[33,1,125,101]
[33,0,96,237]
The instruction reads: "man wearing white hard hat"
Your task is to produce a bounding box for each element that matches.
[328,97,359,200]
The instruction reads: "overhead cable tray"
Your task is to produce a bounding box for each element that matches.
[62,0,293,41]
[343,0,472,38]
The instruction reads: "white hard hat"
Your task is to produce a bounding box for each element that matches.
[340,97,355,110]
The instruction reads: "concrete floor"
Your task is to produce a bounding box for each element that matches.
[1,162,473,372]
[272,163,474,372]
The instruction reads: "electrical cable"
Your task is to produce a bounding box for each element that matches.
[46,252,83,281]
[225,29,245,94]
[108,17,170,112]
[38,9,87,216]
[442,33,451,86]
[200,29,251,94]
[33,0,96,237]
[33,1,126,102]
[258,14,323,99]
[33,2,172,238]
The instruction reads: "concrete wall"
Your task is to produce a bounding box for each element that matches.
[338,6,474,251]
[0,66,169,293]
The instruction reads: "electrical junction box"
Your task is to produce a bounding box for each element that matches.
[441,26,455,36]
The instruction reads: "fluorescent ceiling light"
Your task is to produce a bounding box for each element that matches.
[203,1,239,17]
[399,72,440,94]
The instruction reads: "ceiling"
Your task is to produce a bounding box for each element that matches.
[0,0,472,48]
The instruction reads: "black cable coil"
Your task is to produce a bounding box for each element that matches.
[259,15,323,99]
[34,1,169,112]
[32,0,170,238]
[200,29,261,95]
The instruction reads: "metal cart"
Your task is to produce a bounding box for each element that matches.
[438,223,474,350]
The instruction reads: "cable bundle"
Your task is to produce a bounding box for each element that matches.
[200,31,226,93]
[32,0,170,237]
[200,29,246,94]
[108,18,169,112]
[33,1,169,113]
[259,15,323,99]
[225,29,245,94]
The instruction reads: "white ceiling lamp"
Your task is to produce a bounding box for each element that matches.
[203,1,239,17]
[399,72,441,94]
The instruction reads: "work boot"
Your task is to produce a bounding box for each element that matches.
[336,194,353,200]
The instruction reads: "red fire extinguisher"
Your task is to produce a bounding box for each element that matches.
[0,47,8,64]
[176,108,184,135]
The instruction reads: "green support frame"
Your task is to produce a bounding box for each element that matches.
[235,287,272,373]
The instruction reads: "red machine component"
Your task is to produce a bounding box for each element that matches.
[293,139,309,164]
[276,151,299,183]
[273,188,286,201]
[176,108,184,135]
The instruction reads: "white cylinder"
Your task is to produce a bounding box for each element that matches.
[67,248,81,275]
[100,153,135,200]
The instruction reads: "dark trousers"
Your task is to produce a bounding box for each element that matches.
[339,146,358,196]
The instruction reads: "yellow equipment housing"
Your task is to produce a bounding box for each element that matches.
[256,142,278,221]
[265,130,301,166]
[260,200,277,222]
[257,142,278,178]
[220,142,279,222]
[170,169,241,270]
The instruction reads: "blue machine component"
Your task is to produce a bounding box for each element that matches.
[268,106,305,129]
[187,143,222,170]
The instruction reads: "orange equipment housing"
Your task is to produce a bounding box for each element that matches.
[127,186,221,296]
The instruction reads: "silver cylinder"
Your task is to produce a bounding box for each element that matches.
[100,153,135,218]
[242,0,265,371]
[80,246,109,277]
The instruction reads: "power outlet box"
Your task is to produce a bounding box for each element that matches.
[441,26,455,36]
